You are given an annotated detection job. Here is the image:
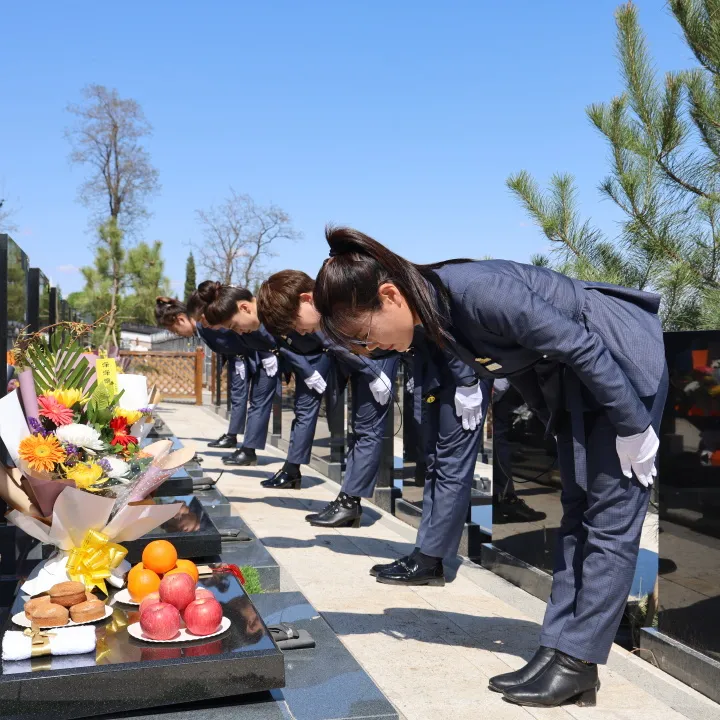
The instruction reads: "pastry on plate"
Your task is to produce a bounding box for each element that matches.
[70,599,106,623]
[49,581,86,608]
[30,603,69,627]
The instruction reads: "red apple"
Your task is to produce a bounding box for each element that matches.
[195,588,214,601]
[183,598,223,636]
[159,572,196,612]
[140,602,181,640]
[139,591,161,615]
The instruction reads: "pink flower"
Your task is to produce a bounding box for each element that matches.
[38,395,74,426]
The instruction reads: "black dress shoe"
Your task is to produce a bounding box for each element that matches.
[260,469,302,490]
[494,496,547,524]
[502,650,599,708]
[208,433,237,449]
[489,647,556,692]
[306,494,362,528]
[370,550,419,577]
[376,555,445,586]
[223,449,257,466]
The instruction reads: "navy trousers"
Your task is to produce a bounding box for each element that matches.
[241,364,278,451]
[286,354,333,466]
[539,369,668,664]
[416,385,483,560]
[227,356,248,436]
[342,355,400,498]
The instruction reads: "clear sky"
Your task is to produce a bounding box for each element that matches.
[1,1,692,297]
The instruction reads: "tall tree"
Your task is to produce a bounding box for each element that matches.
[124,241,170,325]
[195,190,300,288]
[184,252,196,302]
[508,1,720,330]
[66,84,160,231]
[0,198,18,234]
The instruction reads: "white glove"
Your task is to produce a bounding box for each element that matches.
[454,382,484,431]
[234,359,246,380]
[304,370,327,394]
[261,356,278,377]
[406,377,415,394]
[369,371,392,405]
[616,425,659,488]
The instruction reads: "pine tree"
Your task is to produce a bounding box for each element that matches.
[184,252,196,303]
[509,1,720,330]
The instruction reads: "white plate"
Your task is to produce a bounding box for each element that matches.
[127,616,231,643]
[112,588,139,606]
[12,605,113,628]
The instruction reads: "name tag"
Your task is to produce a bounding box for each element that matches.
[487,363,503,372]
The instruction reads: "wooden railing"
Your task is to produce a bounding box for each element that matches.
[120,348,204,404]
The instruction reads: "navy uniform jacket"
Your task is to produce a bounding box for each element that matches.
[234,325,318,379]
[431,260,665,437]
[196,323,260,373]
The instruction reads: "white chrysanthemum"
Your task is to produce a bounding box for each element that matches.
[55,423,105,452]
[102,455,130,479]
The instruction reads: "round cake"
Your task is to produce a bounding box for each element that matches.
[30,602,69,627]
[70,599,106,623]
[23,595,51,620]
[49,581,86,608]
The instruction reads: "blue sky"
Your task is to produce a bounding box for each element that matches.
[1,1,692,297]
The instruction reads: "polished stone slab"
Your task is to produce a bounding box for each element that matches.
[194,487,231,518]
[211,539,281,593]
[153,467,194,497]
[0,573,285,720]
[104,592,397,720]
[122,495,221,563]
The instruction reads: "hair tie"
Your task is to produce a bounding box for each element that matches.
[328,249,338,258]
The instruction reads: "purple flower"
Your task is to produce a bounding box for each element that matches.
[98,458,112,472]
[64,444,79,455]
[138,407,153,415]
[28,417,49,437]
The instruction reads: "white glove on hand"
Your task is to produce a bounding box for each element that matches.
[305,370,327,395]
[616,425,659,488]
[369,371,392,405]
[406,377,415,394]
[261,356,278,377]
[234,359,246,380]
[454,382,484,431]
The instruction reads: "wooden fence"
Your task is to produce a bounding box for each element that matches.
[120,348,204,404]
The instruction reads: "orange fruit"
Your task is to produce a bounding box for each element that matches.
[166,559,199,584]
[128,568,161,601]
[142,540,178,575]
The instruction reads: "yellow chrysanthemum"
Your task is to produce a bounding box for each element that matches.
[18,435,65,473]
[64,462,106,492]
[113,408,143,426]
[48,388,87,409]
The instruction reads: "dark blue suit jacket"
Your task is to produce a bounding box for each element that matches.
[432,260,665,436]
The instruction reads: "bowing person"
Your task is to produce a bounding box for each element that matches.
[198,282,333,490]
[312,226,667,709]
[155,297,250,453]
[256,270,400,528]
[155,296,277,467]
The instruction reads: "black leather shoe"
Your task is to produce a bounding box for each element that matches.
[208,433,237,449]
[376,555,445,586]
[306,494,362,528]
[502,651,599,708]
[494,496,547,524]
[489,647,556,692]
[223,449,257,466]
[260,469,302,490]
[370,550,418,577]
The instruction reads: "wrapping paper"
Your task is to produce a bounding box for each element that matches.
[18,369,39,420]
[2,626,96,661]
[117,374,149,410]
[8,487,181,596]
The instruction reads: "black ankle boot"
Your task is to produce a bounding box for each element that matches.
[306,493,362,528]
[260,468,302,490]
[489,647,555,692]
[502,650,599,708]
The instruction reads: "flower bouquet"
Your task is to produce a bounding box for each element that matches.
[0,323,195,595]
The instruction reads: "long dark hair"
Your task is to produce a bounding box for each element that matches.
[155,297,187,328]
[314,226,469,348]
[198,281,254,326]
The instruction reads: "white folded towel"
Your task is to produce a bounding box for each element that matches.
[2,626,96,661]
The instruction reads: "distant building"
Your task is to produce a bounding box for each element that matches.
[120,323,171,351]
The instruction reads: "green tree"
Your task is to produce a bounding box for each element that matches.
[184,252,196,303]
[509,1,720,330]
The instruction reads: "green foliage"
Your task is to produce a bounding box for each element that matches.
[240,565,263,594]
[184,252,196,303]
[509,1,720,329]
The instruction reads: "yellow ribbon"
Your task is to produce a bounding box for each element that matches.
[24,624,56,657]
[66,529,127,595]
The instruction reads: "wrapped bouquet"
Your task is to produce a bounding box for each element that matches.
[0,323,194,595]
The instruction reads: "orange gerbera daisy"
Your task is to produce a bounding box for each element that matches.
[18,434,66,473]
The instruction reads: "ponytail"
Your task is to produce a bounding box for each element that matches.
[314,226,454,348]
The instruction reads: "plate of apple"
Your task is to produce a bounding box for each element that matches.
[128,573,230,643]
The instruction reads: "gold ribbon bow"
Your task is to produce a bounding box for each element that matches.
[67,529,127,595]
[24,624,56,657]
